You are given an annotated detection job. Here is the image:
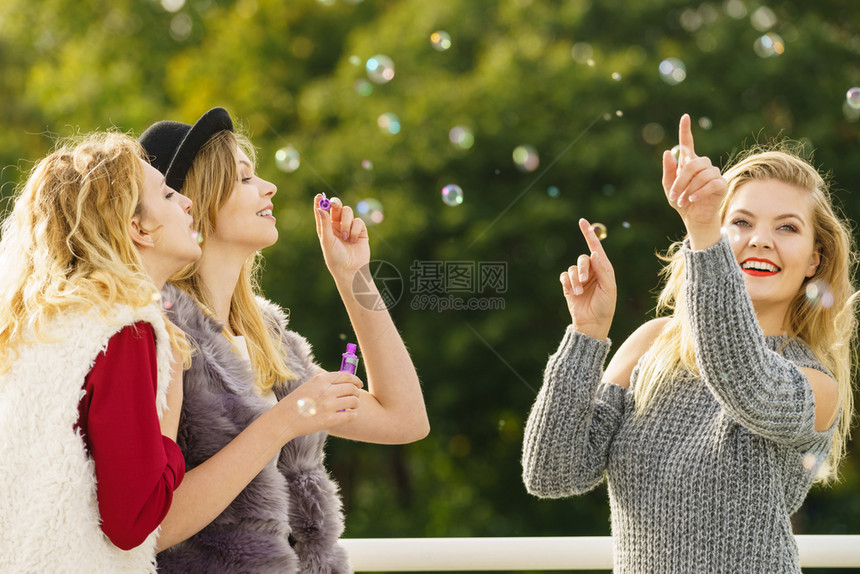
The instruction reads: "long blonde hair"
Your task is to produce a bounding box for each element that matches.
[169,129,297,393]
[635,146,858,481]
[0,132,190,373]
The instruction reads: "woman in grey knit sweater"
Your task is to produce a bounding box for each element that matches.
[522,114,858,573]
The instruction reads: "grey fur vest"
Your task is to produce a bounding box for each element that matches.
[156,285,351,573]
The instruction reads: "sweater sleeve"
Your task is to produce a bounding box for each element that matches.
[684,236,820,448]
[522,326,627,498]
[78,322,186,551]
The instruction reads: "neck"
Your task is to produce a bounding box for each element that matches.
[753,301,792,337]
[197,240,249,332]
[138,252,169,291]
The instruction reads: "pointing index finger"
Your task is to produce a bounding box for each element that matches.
[678,113,696,159]
[579,218,606,257]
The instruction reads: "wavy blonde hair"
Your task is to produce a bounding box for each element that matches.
[0,131,190,374]
[635,146,858,481]
[169,129,296,393]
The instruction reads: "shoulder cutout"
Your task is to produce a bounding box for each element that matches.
[800,366,840,432]
[602,317,672,389]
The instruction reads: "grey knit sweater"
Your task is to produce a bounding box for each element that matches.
[522,237,836,573]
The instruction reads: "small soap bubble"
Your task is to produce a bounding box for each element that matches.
[603,113,612,121]
[297,397,317,417]
[547,185,560,198]
[430,30,452,51]
[512,145,539,172]
[151,292,162,303]
[348,55,361,66]
[275,146,301,173]
[754,32,784,58]
[805,279,834,308]
[441,184,464,206]
[361,159,374,170]
[698,117,713,130]
[611,72,622,81]
[621,221,631,228]
[750,6,777,32]
[338,333,347,340]
[571,42,593,63]
[615,110,624,117]
[163,300,174,310]
[642,122,666,145]
[354,79,373,97]
[366,54,395,84]
[356,198,384,225]
[377,113,401,135]
[448,126,475,149]
[846,87,860,110]
[802,452,817,471]
[659,57,687,85]
[592,222,608,240]
[671,144,692,166]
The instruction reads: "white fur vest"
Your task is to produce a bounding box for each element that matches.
[156,285,351,574]
[0,303,174,574]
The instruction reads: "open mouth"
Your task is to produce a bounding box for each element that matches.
[741,258,780,277]
[256,208,273,217]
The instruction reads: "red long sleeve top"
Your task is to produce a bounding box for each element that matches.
[76,322,185,551]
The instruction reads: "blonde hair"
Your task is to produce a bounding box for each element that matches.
[635,146,858,481]
[169,129,297,393]
[0,131,190,374]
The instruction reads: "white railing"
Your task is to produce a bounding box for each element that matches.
[341,536,860,571]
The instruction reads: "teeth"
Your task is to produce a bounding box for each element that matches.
[742,260,779,273]
[256,209,272,217]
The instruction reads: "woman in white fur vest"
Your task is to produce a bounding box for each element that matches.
[0,132,202,573]
[139,107,430,573]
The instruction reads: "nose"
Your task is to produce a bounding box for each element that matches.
[180,192,193,213]
[749,227,773,249]
[262,178,276,198]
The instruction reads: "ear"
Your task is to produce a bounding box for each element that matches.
[805,245,822,278]
[129,215,155,249]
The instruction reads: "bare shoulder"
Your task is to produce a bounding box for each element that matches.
[603,317,672,389]
[799,366,840,432]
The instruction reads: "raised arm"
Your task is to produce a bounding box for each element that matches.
[312,194,429,445]
[522,219,628,497]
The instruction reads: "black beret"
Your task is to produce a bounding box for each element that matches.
[138,107,234,191]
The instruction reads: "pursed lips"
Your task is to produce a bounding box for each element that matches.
[740,257,780,277]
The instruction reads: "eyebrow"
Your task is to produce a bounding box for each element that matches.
[238,159,253,169]
[730,208,807,223]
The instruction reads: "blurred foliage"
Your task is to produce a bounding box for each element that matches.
[2,0,860,572]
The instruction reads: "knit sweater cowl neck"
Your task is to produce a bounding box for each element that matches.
[156,284,350,574]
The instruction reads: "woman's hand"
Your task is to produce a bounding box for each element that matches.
[662,114,727,250]
[560,218,617,341]
[313,194,371,282]
[282,370,363,436]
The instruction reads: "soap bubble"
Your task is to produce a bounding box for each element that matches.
[513,145,539,172]
[592,222,608,240]
[671,144,693,167]
[430,30,452,51]
[441,184,464,206]
[356,198,384,225]
[659,57,687,85]
[642,123,666,145]
[698,117,713,130]
[846,87,860,110]
[348,55,361,66]
[275,146,300,173]
[449,126,475,149]
[805,279,834,309]
[151,292,162,303]
[547,186,560,198]
[163,300,174,310]
[754,33,784,58]
[615,110,624,117]
[750,6,777,32]
[802,452,818,471]
[571,42,593,64]
[354,79,373,97]
[621,221,631,229]
[377,113,401,135]
[297,397,317,417]
[361,159,374,170]
[366,54,395,84]
[611,72,622,81]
